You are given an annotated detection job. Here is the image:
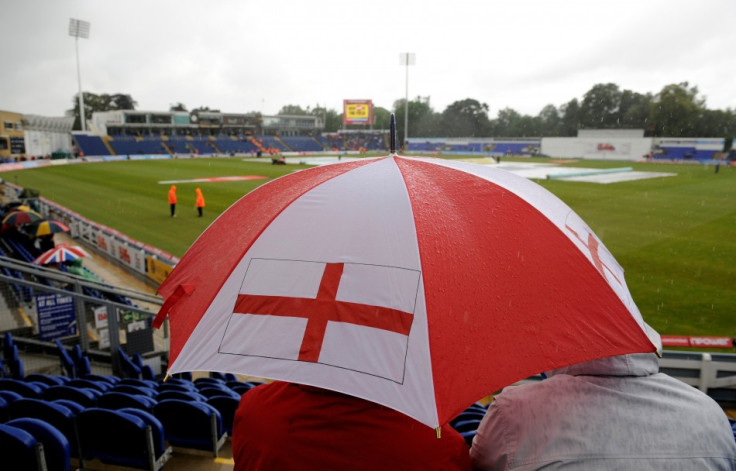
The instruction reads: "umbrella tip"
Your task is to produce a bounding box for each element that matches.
[389,113,397,155]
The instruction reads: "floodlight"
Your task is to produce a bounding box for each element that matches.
[399,53,416,147]
[69,19,91,131]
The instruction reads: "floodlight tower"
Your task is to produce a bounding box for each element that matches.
[69,18,90,131]
[399,52,415,149]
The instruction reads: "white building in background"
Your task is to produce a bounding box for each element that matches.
[23,114,75,157]
[541,129,654,161]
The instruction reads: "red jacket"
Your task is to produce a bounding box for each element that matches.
[233,382,471,470]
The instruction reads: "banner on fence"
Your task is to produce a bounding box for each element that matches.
[35,293,77,340]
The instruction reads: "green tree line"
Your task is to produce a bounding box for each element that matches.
[70,82,736,144]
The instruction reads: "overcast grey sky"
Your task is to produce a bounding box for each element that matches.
[2,0,736,118]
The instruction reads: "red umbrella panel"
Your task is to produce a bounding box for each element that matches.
[33,243,90,265]
[154,155,660,429]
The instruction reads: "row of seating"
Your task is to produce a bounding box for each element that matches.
[75,134,333,157]
[0,370,261,470]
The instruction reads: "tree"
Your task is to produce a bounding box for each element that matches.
[538,104,562,136]
[309,105,342,133]
[170,102,188,112]
[617,90,652,131]
[579,83,622,129]
[649,82,705,137]
[192,106,220,112]
[110,94,137,110]
[278,105,308,115]
[439,98,491,137]
[393,96,438,142]
[560,98,580,136]
[69,92,138,130]
[372,107,392,132]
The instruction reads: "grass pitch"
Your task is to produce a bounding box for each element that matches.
[3,156,735,340]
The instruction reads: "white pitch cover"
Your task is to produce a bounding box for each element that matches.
[170,158,440,427]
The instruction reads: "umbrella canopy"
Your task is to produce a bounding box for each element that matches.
[2,208,44,228]
[24,220,70,237]
[33,243,90,265]
[154,153,659,429]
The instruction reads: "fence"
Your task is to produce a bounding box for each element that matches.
[0,255,166,376]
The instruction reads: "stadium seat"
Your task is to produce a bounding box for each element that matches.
[118,377,158,389]
[156,390,206,402]
[117,346,142,379]
[77,407,171,470]
[98,391,157,412]
[450,403,488,447]
[0,378,44,399]
[0,389,24,403]
[7,398,82,460]
[82,373,120,385]
[111,384,158,398]
[24,373,68,387]
[153,399,226,457]
[156,382,197,394]
[0,395,8,422]
[206,395,240,436]
[7,417,71,471]
[197,386,240,400]
[51,399,85,415]
[67,378,112,393]
[43,385,101,407]
[0,422,46,471]
[55,339,77,378]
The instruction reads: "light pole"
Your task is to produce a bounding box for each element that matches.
[69,18,90,131]
[399,53,415,150]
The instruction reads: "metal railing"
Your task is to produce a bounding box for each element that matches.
[0,255,166,376]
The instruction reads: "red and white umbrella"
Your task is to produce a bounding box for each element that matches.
[154,152,659,429]
[33,243,90,265]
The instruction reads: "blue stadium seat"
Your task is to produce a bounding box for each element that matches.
[111,384,158,398]
[197,386,240,400]
[153,399,226,456]
[8,398,82,460]
[156,390,206,402]
[156,382,197,394]
[0,378,44,399]
[67,378,111,393]
[24,374,68,387]
[55,339,77,378]
[117,346,142,379]
[98,391,157,412]
[7,417,71,471]
[77,408,171,470]
[43,385,101,407]
[0,422,46,470]
[206,395,240,436]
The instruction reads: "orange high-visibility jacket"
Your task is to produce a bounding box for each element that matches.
[168,185,177,204]
[195,188,205,208]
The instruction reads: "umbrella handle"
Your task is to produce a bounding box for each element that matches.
[390,113,397,154]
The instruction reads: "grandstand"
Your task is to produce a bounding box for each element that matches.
[407,137,540,156]
[652,137,724,161]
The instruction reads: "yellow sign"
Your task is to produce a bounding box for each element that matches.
[146,256,174,285]
[343,100,373,125]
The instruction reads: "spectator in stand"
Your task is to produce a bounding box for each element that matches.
[233,381,472,470]
[195,187,205,217]
[470,347,736,470]
[168,185,177,217]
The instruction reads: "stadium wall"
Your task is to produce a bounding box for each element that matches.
[541,136,653,160]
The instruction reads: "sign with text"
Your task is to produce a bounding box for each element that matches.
[36,293,77,340]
